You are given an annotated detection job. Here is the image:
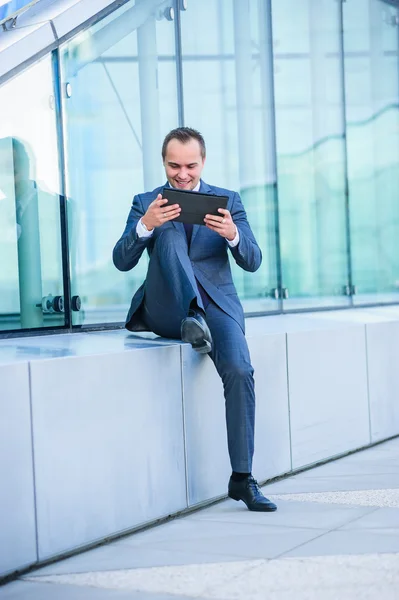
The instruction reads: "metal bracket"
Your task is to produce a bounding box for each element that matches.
[36,294,81,314]
[269,287,289,299]
[36,294,64,314]
[270,288,280,299]
[343,284,356,296]
[1,16,17,32]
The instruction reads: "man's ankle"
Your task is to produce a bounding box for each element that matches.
[231,471,251,482]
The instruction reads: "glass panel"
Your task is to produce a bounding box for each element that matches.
[272,0,351,310]
[180,0,280,313]
[0,0,41,25]
[60,0,178,326]
[344,0,399,304]
[0,56,65,332]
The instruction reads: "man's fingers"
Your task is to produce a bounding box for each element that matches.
[204,214,226,223]
[204,215,230,226]
[159,206,181,219]
[143,198,180,229]
[164,210,181,221]
[205,221,224,231]
[162,204,180,214]
[205,220,224,228]
[205,213,236,240]
[159,206,180,219]
[160,209,181,222]
[149,196,166,209]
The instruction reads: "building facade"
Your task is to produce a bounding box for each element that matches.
[1,0,399,334]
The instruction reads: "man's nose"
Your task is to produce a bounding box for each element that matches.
[179,169,188,179]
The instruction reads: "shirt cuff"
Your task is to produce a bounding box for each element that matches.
[226,226,240,248]
[136,218,154,239]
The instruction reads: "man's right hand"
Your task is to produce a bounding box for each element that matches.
[141,194,181,231]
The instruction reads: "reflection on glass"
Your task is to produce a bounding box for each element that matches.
[180,0,280,313]
[344,0,399,303]
[60,0,178,326]
[0,57,64,332]
[272,0,350,309]
[3,0,399,335]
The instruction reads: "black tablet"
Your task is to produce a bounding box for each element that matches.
[162,187,228,225]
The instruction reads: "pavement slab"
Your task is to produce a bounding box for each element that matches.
[1,437,398,600]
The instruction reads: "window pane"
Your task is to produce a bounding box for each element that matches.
[272,0,351,309]
[60,0,178,326]
[180,0,280,313]
[0,56,65,332]
[344,0,399,304]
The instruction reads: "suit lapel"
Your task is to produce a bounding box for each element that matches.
[190,224,200,248]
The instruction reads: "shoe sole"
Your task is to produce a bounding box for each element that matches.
[181,319,212,354]
[228,492,277,512]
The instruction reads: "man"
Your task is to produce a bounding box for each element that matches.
[113,127,277,512]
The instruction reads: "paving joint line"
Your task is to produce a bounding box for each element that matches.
[272,504,381,561]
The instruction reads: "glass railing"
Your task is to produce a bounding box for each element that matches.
[0,0,41,28]
[1,0,399,334]
[0,56,64,332]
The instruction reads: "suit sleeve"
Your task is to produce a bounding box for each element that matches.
[112,194,151,272]
[228,192,262,272]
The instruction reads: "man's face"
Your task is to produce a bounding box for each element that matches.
[164,138,205,190]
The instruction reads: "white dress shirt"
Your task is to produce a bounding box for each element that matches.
[136,181,240,247]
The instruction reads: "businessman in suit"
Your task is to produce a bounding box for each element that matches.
[113,127,276,512]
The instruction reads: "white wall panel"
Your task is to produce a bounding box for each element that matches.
[30,345,186,560]
[365,321,399,441]
[0,362,37,576]
[286,325,370,469]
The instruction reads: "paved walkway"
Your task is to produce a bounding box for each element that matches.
[2,438,399,600]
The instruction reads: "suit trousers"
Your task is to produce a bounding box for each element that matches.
[142,227,255,473]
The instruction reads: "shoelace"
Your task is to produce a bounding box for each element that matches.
[247,476,263,498]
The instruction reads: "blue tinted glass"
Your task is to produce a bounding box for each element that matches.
[272,0,351,309]
[180,0,280,314]
[60,0,178,326]
[0,0,39,21]
[344,0,399,304]
[0,56,65,332]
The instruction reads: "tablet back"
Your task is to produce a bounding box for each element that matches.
[162,187,228,225]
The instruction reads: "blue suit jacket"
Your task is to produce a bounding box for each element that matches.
[113,180,262,332]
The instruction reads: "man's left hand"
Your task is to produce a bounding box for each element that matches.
[204,209,236,241]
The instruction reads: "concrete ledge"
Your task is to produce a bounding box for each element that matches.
[1,308,399,576]
[287,325,370,468]
[30,344,187,561]
[308,309,399,443]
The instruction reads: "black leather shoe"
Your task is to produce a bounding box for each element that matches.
[181,310,212,354]
[228,475,277,512]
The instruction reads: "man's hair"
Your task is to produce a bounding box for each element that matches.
[162,127,206,161]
